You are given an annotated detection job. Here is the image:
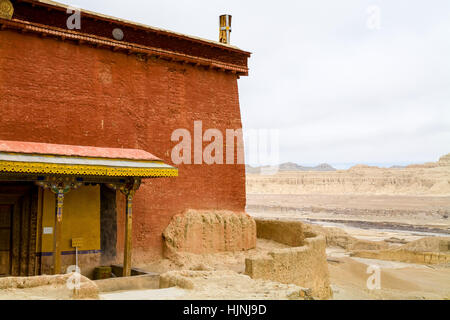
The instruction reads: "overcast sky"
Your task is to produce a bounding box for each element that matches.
[67,0,450,168]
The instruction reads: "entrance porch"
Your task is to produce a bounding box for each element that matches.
[0,140,177,278]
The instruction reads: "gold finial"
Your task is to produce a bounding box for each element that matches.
[0,0,14,20]
[219,15,232,44]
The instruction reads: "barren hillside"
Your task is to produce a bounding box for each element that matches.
[246,154,450,196]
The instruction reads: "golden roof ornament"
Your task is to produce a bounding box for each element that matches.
[219,15,232,44]
[0,0,14,20]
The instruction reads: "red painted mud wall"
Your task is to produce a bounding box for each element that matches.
[0,30,246,262]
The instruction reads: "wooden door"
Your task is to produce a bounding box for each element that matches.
[0,205,12,276]
[0,183,39,277]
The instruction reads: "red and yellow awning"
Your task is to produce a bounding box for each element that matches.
[0,140,178,178]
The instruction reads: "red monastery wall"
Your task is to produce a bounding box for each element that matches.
[0,29,247,262]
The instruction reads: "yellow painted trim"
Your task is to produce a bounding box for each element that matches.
[0,0,14,20]
[0,161,178,177]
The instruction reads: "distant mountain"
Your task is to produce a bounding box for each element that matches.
[390,165,407,169]
[246,162,336,174]
[279,162,336,171]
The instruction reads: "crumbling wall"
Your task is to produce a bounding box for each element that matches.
[255,219,305,247]
[162,210,256,257]
[246,219,332,299]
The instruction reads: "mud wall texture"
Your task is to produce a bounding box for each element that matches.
[162,210,256,256]
[0,30,246,262]
[246,219,332,300]
[255,219,306,247]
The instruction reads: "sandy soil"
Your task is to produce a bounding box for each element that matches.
[86,161,450,300]
[247,193,450,214]
[101,271,305,300]
[244,190,450,300]
[247,194,450,239]
[250,209,448,243]
[327,252,450,300]
[2,236,448,300]
[101,239,309,300]
[0,285,74,300]
[5,165,450,300]
[101,240,450,300]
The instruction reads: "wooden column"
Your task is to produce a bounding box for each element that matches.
[53,191,66,275]
[115,178,141,277]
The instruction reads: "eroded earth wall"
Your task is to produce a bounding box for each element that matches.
[246,219,332,299]
[162,210,256,256]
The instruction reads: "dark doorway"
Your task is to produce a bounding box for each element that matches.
[0,182,38,277]
[0,205,12,276]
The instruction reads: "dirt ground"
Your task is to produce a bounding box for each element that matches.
[136,238,290,275]
[100,239,305,300]
[0,273,98,300]
[0,285,74,300]
[98,166,450,300]
[327,249,450,300]
[244,192,450,300]
[1,234,448,300]
[247,193,450,214]
[99,235,450,300]
[100,270,305,300]
[247,194,450,238]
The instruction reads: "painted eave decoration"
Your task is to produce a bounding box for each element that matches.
[0,0,250,76]
[0,0,14,20]
[0,140,178,178]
